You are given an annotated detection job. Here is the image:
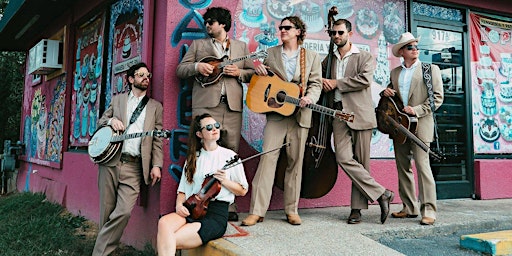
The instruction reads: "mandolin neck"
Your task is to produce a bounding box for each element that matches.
[220,54,255,68]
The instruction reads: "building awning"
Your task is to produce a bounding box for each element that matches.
[0,0,79,51]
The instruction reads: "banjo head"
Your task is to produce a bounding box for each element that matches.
[88,127,117,158]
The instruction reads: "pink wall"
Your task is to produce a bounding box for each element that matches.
[475,160,512,200]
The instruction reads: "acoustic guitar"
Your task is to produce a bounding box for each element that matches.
[88,126,171,164]
[195,50,268,87]
[376,95,442,161]
[246,74,354,123]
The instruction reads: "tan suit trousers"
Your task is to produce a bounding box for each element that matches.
[250,116,308,216]
[333,118,385,209]
[92,161,142,256]
[393,140,437,219]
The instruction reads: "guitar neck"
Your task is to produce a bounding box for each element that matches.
[111,131,154,142]
[383,114,441,160]
[284,95,336,117]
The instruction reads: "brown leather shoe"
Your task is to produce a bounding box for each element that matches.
[347,209,362,224]
[420,217,435,225]
[377,189,395,224]
[391,211,418,218]
[241,214,264,226]
[286,214,302,225]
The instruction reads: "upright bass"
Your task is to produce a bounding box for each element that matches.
[275,6,340,199]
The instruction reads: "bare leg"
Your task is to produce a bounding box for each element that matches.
[157,213,203,255]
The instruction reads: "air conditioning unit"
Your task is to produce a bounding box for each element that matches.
[28,39,63,75]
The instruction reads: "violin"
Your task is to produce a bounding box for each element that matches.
[183,143,288,219]
[183,156,239,220]
[183,174,222,220]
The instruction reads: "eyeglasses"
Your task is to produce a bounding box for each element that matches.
[204,19,217,26]
[201,122,221,131]
[134,72,152,78]
[278,25,296,31]
[404,44,419,51]
[328,30,345,36]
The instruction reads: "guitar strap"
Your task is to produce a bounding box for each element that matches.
[127,95,149,129]
[421,63,440,152]
[299,47,306,97]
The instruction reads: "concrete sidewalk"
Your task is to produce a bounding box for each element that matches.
[182,198,512,256]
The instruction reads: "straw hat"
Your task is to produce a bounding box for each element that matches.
[392,32,421,57]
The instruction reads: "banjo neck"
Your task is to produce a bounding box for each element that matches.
[111,130,155,143]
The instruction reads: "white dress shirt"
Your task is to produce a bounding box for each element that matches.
[399,60,420,106]
[122,91,147,156]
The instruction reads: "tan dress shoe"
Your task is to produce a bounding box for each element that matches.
[420,217,435,225]
[286,214,302,225]
[241,214,264,226]
[391,211,418,218]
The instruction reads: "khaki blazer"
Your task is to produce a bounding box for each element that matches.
[264,46,322,128]
[97,92,164,185]
[322,49,377,130]
[388,63,444,143]
[176,38,254,112]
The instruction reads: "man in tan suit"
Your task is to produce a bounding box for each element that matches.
[382,32,443,225]
[322,19,394,225]
[93,62,163,255]
[242,16,322,226]
[176,7,254,221]
[176,7,254,152]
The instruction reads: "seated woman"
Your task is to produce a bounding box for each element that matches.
[157,113,248,255]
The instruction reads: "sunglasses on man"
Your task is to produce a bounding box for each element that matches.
[201,122,221,131]
[204,19,217,26]
[134,72,152,78]
[328,30,345,36]
[278,25,296,31]
[403,44,419,51]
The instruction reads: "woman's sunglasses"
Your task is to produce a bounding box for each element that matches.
[201,122,221,131]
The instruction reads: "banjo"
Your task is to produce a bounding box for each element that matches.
[88,126,171,164]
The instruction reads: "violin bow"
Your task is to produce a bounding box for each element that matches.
[215,143,291,172]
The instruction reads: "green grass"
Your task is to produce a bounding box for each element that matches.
[0,192,155,256]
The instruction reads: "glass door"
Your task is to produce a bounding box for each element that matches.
[414,17,473,199]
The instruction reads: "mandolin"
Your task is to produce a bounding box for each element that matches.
[195,50,268,87]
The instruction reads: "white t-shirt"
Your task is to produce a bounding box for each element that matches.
[178,146,248,204]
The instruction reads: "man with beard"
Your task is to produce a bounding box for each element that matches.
[92,62,163,255]
[176,6,254,221]
[321,19,394,225]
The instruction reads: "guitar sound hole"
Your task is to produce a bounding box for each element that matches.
[276,91,286,103]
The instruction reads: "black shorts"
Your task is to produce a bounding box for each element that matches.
[186,200,229,244]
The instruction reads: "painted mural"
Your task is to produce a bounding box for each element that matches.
[105,0,144,108]
[169,0,407,182]
[22,77,66,167]
[70,13,106,147]
[470,13,512,154]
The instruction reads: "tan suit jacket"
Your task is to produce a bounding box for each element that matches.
[322,49,377,130]
[98,92,164,186]
[176,38,254,112]
[388,63,444,143]
[264,46,322,128]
